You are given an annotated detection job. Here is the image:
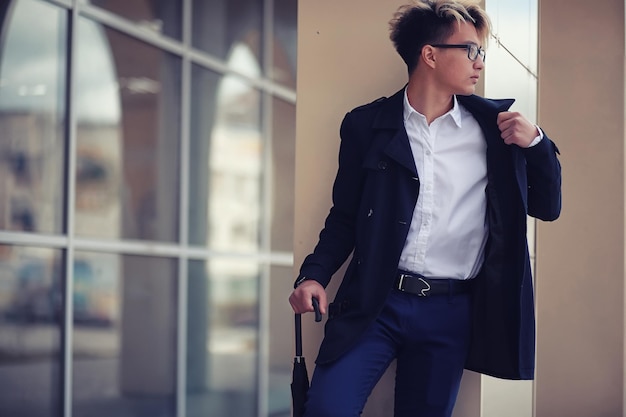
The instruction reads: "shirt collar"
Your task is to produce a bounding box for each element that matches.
[403,88,462,128]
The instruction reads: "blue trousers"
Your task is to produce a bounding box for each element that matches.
[303,289,472,417]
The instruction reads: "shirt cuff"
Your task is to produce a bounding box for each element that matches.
[527,126,544,148]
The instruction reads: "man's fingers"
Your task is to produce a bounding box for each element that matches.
[314,291,327,315]
[289,280,327,315]
[497,111,514,124]
[497,111,518,132]
[497,111,538,148]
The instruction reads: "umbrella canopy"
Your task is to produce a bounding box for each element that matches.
[291,313,309,417]
[291,298,321,417]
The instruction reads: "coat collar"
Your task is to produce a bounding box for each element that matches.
[370,89,516,177]
[458,94,515,115]
[372,88,405,129]
[457,95,515,152]
[372,89,515,130]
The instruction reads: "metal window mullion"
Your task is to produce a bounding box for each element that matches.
[257,0,275,415]
[188,50,296,104]
[62,2,80,417]
[0,232,69,248]
[175,0,192,415]
[77,4,183,57]
[71,238,185,257]
[491,33,538,79]
[0,230,292,262]
[43,0,72,9]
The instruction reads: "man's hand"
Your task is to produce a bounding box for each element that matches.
[497,111,540,148]
[289,279,327,315]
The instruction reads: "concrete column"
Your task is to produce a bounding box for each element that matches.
[536,1,625,416]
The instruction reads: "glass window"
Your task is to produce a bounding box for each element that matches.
[0,245,63,417]
[75,19,181,242]
[273,0,297,88]
[186,258,259,417]
[72,252,177,417]
[188,63,263,251]
[484,40,537,121]
[0,0,298,416]
[191,0,262,68]
[0,0,67,234]
[487,0,537,73]
[81,0,182,40]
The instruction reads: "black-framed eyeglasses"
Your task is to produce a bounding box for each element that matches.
[430,44,486,62]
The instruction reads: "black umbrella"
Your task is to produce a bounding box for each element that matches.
[291,298,322,417]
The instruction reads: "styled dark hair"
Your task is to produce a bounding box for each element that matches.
[389,0,491,74]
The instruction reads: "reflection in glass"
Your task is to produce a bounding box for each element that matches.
[273,0,297,88]
[192,0,262,66]
[484,42,537,121]
[270,97,295,252]
[189,56,263,251]
[486,0,537,73]
[0,245,63,417]
[75,19,181,242]
[267,265,296,417]
[82,0,182,40]
[72,252,177,417]
[187,259,258,417]
[0,0,67,234]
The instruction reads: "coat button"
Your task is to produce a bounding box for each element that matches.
[378,161,387,170]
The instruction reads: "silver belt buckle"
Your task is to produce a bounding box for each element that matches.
[416,277,431,296]
[398,273,407,291]
[398,273,431,296]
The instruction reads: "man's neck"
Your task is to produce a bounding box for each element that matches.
[405,77,454,124]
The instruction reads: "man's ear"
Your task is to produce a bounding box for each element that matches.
[421,45,437,69]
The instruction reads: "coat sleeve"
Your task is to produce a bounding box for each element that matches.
[522,133,562,221]
[295,111,367,288]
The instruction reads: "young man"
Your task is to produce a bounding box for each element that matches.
[289,1,562,416]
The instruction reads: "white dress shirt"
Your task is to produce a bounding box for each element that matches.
[397,91,488,280]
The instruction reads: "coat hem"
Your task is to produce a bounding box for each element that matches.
[464,365,534,381]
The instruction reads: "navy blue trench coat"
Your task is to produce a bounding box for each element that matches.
[295,88,562,380]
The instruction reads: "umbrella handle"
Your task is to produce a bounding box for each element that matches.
[295,297,322,357]
[295,313,303,357]
[312,297,322,322]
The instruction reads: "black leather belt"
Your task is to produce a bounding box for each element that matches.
[395,271,474,297]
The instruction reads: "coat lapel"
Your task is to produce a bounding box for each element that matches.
[371,89,418,177]
[457,94,515,147]
[457,95,528,205]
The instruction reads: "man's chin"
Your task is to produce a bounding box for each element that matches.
[457,86,476,96]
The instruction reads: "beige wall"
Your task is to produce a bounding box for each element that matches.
[296,0,626,416]
[536,0,625,416]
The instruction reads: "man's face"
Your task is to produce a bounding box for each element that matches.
[432,22,485,96]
